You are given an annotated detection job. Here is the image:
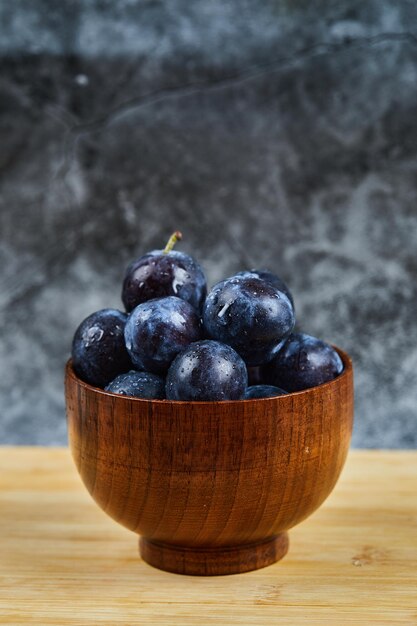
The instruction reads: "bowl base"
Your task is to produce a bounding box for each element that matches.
[139,533,289,576]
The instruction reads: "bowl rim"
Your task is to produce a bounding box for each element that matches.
[66,345,352,407]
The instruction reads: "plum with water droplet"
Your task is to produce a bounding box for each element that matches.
[122,231,207,313]
[124,296,202,374]
[263,333,344,391]
[72,309,132,387]
[236,269,294,310]
[166,340,248,400]
[203,275,295,366]
[105,370,165,399]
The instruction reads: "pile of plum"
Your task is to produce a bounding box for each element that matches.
[71,232,343,401]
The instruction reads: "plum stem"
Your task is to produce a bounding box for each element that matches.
[163,231,182,254]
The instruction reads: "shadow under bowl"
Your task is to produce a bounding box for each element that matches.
[65,347,353,576]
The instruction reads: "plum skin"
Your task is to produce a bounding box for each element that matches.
[166,340,248,401]
[122,249,207,313]
[72,309,132,388]
[247,366,263,385]
[105,370,165,399]
[203,275,295,366]
[244,385,287,399]
[124,296,202,374]
[236,269,294,310]
[263,332,344,391]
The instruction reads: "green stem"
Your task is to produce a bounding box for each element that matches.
[163,231,182,254]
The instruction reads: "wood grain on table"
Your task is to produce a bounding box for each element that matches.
[0,448,416,626]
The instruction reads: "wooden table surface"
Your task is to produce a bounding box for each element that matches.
[0,448,416,626]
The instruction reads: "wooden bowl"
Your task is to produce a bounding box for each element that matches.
[65,347,353,576]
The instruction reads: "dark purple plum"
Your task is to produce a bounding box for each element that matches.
[124,296,202,374]
[263,332,344,391]
[105,370,165,399]
[203,275,295,366]
[236,269,294,310]
[247,366,263,385]
[166,340,248,401]
[72,309,132,388]
[122,231,207,313]
[244,385,287,399]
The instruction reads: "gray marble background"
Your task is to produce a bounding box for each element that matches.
[1,1,416,447]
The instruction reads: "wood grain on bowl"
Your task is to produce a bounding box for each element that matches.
[65,348,353,576]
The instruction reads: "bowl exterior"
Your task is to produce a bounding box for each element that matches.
[66,349,353,549]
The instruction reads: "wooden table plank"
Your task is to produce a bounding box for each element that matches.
[0,448,416,625]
